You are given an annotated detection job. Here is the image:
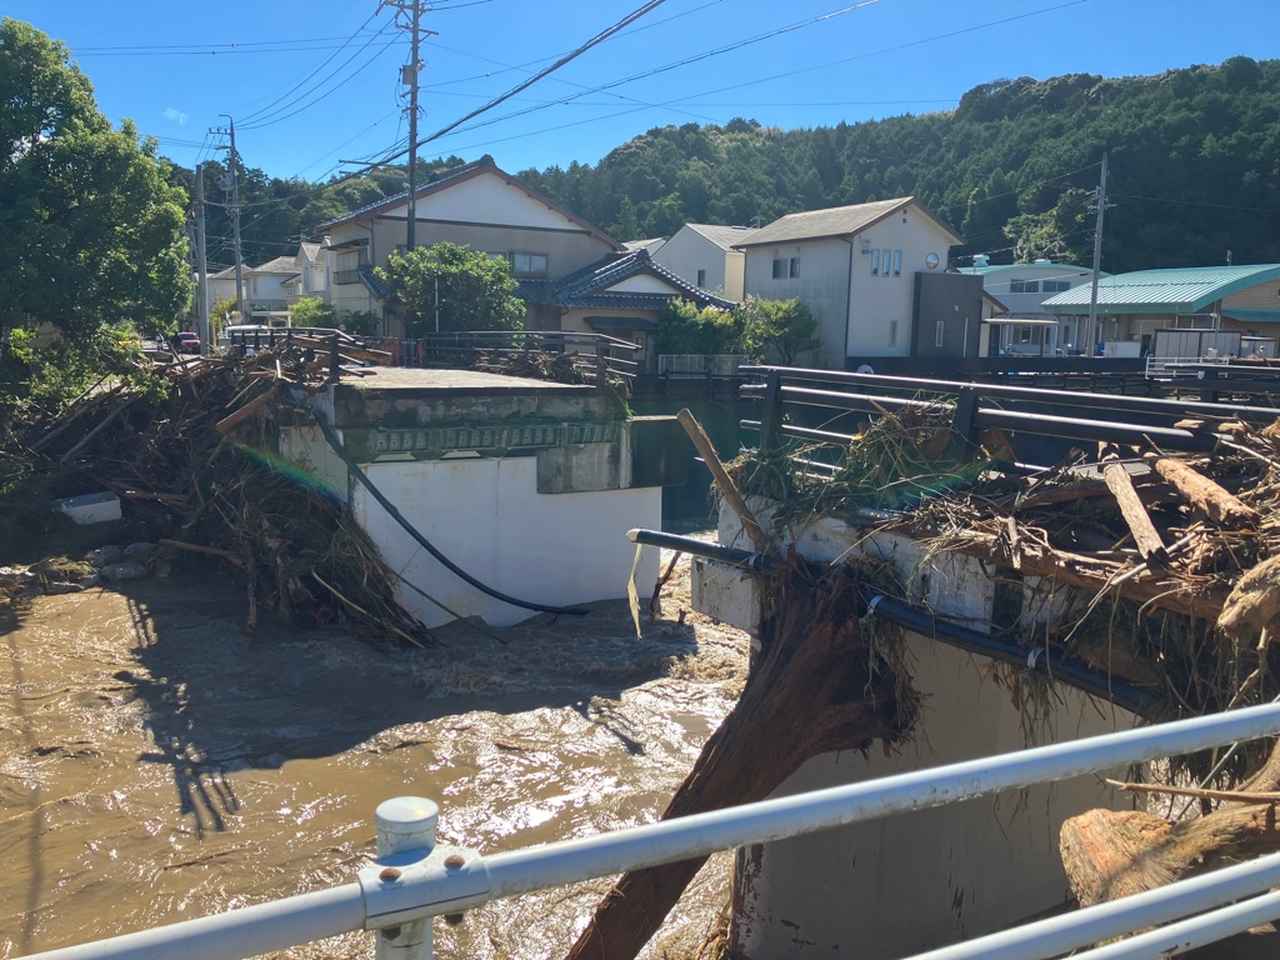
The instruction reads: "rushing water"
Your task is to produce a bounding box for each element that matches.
[0,552,747,958]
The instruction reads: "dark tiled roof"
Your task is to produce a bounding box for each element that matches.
[553,250,736,310]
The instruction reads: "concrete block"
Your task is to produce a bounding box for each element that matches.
[626,415,689,489]
[536,441,623,493]
[691,558,762,634]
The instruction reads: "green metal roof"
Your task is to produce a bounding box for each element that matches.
[1043,264,1280,315]
[1223,307,1280,325]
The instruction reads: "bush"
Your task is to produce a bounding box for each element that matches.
[290,296,336,328]
[655,299,741,355]
[340,310,382,337]
[376,242,525,335]
[737,297,819,365]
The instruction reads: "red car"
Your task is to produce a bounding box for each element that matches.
[173,332,201,355]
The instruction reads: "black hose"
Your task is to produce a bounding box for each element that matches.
[314,413,589,617]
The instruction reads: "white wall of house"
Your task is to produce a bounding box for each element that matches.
[354,456,660,628]
[961,262,1095,353]
[654,226,738,298]
[846,208,955,358]
[380,171,581,231]
[742,204,953,365]
[607,274,682,295]
[743,238,851,366]
[248,271,295,305]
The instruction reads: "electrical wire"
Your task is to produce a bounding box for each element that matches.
[239,23,400,130]
[1113,193,1280,215]
[346,0,673,173]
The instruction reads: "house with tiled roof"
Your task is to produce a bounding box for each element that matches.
[735,197,960,367]
[539,248,735,372]
[1042,263,1280,352]
[654,223,756,301]
[282,241,329,303]
[316,155,626,336]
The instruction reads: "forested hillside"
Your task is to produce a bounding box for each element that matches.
[175,56,1280,273]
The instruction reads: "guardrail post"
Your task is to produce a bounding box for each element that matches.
[1200,366,1222,403]
[760,371,782,454]
[329,332,341,383]
[949,386,981,459]
[374,797,438,960]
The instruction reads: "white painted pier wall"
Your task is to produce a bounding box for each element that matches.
[693,502,1137,958]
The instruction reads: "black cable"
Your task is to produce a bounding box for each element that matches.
[313,412,589,617]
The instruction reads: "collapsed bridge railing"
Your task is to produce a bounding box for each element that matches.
[738,363,1280,468]
[22,704,1280,960]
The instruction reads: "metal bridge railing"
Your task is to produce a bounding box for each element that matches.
[23,703,1280,960]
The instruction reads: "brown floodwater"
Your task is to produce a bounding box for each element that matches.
[0,551,748,959]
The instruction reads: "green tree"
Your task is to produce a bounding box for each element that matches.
[0,19,191,359]
[289,296,336,328]
[655,299,740,355]
[376,242,525,335]
[737,297,819,365]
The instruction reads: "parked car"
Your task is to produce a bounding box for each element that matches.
[172,331,201,354]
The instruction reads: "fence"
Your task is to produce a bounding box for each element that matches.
[738,364,1280,469]
[382,331,640,387]
[657,354,747,378]
[23,703,1280,959]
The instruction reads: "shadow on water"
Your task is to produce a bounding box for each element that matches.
[109,574,698,834]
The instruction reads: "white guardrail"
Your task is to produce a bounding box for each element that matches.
[23,703,1280,960]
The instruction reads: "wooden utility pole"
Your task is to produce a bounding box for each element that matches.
[1085,150,1109,353]
[194,164,210,353]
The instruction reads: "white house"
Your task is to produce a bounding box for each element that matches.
[653,223,755,300]
[735,197,960,366]
[281,241,330,303]
[956,255,1100,354]
[318,155,627,335]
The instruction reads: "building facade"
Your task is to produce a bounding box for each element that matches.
[653,223,755,300]
[736,197,959,367]
[318,156,623,336]
[1042,263,1280,353]
[956,256,1099,354]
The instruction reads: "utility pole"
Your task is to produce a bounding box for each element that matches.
[213,114,246,320]
[406,0,423,250]
[382,0,434,250]
[1085,150,1109,354]
[195,164,210,353]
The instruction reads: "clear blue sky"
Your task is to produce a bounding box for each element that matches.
[9,0,1279,181]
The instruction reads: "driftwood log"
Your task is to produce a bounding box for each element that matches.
[562,559,912,960]
[1061,741,1280,908]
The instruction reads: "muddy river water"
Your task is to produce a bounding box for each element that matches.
[1,551,748,958]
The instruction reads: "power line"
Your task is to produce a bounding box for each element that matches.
[434,0,883,142]
[237,12,383,126]
[1113,193,1280,215]
[385,0,1085,164]
[240,24,400,130]
[345,0,673,174]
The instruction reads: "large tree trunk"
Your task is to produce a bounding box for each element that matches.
[562,558,912,960]
[1060,739,1280,955]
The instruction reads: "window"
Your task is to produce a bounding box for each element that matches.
[1018,326,1033,344]
[1010,279,1041,294]
[772,258,786,279]
[789,257,800,278]
[934,320,945,348]
[881,249,892,279]
[511,252,548,277]
[871,249,881,276]
[889,319,898,346]
[1042,279,1071,293]
[892,249,903,277]
[696,268,707,287]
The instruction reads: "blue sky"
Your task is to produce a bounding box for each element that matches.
[10,0,1279,181]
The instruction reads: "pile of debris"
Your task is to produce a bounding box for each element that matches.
[1,336,429,643]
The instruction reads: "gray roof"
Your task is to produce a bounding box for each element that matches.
[624,237,666,254]
[251,255,301,274]
[685,223,757,250]
[554,249,736,311]
[736,196,960,248]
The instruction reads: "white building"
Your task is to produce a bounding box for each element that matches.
[735,197,960,367]
[653,223,755,300]
[282,241,330,302]
[956,255,1100,354]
